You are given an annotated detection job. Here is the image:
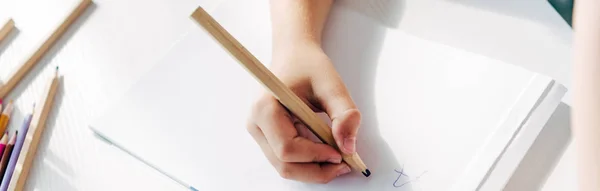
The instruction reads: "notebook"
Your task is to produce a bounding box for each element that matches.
[89,0,566,190]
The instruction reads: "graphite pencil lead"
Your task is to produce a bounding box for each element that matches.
[362,169,371,177]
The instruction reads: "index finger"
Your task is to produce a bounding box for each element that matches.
[253,96,341,163]
[252,96,298,146]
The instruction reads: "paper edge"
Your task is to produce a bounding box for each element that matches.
[479,82,567,190]
[452,75,558,190]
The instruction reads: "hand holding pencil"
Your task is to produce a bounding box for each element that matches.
[191,1,369,184]
[245,47,363,183]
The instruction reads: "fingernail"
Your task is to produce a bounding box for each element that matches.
[344,137,356,153]
[337,166,352,177]
[328,157,342,164]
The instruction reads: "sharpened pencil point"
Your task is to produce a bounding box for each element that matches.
[362,169,371,177]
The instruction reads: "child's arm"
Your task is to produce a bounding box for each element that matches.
[245,0,363,184]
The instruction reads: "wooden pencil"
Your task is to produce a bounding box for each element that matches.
[0,0,91,99]
[190,7,370,177]
[7,67,60,191]
[0,101,13,135]
[0,108,32,191]
[0,19,14,44]
[0,132,16,182]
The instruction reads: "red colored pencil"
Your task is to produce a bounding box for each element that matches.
[0,132,16,181]
[0,134,7,158]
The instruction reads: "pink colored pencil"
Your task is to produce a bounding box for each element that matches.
[0,134,7,159]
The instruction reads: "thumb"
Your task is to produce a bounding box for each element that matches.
[331,108,361,154]
[316,86,361,155]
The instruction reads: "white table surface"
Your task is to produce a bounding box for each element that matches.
[0,0,575,190]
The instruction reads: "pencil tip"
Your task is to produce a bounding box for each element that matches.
[362,169,371,177]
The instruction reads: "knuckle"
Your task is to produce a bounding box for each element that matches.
[252,96,282,120]
[276,141,295,161]
[265,104,284,120]
[315,175,334,184]
[245,121,259,135]
[278,164,294,179]
[252,95,270,110]
[251,97,268,116]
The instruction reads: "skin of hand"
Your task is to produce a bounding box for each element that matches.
[245,0,362,184]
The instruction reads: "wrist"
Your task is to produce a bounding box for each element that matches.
[272,34,323,53]
[272,39,325,61]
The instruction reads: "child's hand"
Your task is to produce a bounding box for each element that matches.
[246,43,361,184]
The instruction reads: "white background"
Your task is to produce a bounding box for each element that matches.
[0,0,575,190]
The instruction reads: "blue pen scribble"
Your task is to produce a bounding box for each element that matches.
[393,167,410,188]
[393,166,427,188]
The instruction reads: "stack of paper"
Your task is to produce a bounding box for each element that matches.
[90,0,566,190]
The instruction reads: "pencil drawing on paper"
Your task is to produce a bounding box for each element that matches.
[393,166,427,188]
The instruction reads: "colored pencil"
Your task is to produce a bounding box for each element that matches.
[0,0,92,99]
[1,109,32,190]
[7,67,60,191]
[0,101,13,134]
[0,19,14,44]
[190,7,370,177]
[0,100,4,132]
[0,134,8,161]
[0,132,16,182]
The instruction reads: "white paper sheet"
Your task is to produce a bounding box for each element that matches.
[90,0,563,190]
